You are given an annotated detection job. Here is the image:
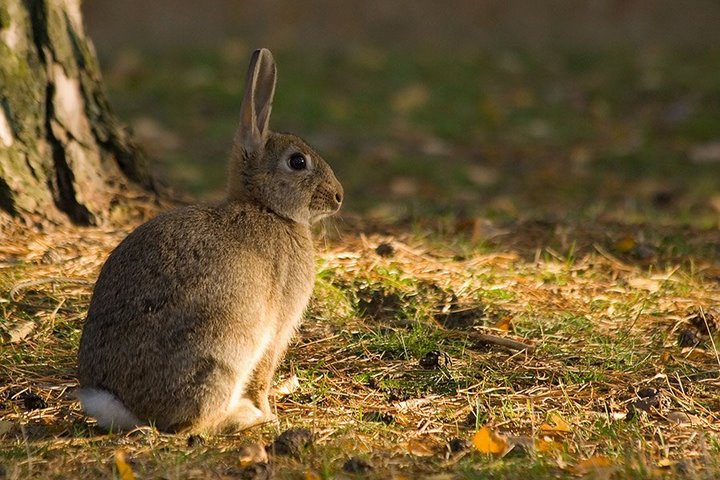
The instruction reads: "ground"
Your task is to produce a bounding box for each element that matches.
[1,47,720,478]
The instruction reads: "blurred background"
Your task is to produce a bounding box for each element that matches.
[83,0,720,227]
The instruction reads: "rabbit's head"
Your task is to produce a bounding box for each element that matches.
[228,49,343,225]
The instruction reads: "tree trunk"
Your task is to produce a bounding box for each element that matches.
[0,0,155,226]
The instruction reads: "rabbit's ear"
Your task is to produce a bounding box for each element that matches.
[237,48,277,153]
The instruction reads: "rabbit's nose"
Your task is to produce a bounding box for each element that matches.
[334,192,343,205]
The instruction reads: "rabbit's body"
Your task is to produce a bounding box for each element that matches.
[77,49,343,433]
[78,202,313,432]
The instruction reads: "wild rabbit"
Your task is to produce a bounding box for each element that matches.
[77,48,343,433]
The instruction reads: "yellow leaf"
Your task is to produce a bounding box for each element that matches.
[539,412,572,433]
[114,450,135,480]
[494,316,513,332]
[615,235,637,253]
[534,437,562,453]
[472,426,509,455]
[572,455,613,475]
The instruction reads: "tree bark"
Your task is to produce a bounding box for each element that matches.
[0,0,155,226]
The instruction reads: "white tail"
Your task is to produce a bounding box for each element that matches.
[77,388,143,431]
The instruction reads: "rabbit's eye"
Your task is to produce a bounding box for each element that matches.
[288,153,307,171]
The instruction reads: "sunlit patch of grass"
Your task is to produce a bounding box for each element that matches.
[357,324,440,361]
[2,225,719,477]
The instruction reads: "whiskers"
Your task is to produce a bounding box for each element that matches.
[317,214,346,248]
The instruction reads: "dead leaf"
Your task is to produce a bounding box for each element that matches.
[709,194,720,213]
[465,218,510,243]
[389,176,419,196]
[406,437,436,457]
[392,84,430,113]
[304,470,322,480]
[394,396,436,411]
[535,437,562,453]
[472,426,509,455]
[665,412,701,425]
[627,277,661,292]
[420,137,450,156]
[115,450,136,480]
[1,320,35,344]
[494,316,513,332]
[467,165,499,187]
[572,456,614,476]
[539,412,572,433]
[238,442,268,467]
[271,374,300,397]
[689,140,720,164]
[0,420,15,436]
[615,235,637,253]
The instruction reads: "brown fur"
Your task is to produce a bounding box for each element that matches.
[77,49,342,433]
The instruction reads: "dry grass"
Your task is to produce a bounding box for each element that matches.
[1,213,719,479]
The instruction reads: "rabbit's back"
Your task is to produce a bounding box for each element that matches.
[78,201,314,430]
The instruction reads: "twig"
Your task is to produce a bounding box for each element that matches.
[700,307,720,370]
[9,278,93,301]
[437,326,535,352]
[470,333,536,352]
[592,243,634,272]
[420,316,537,352]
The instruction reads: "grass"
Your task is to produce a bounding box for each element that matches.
[2,45,720,478]
[2,222,719,478]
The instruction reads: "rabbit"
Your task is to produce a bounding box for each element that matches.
[77,48,343,433]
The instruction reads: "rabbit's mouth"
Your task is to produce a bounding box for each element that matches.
[309,186,343,223]
[309,205,341,224]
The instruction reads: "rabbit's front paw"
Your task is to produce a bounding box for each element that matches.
[262,412,278,425]
[222,398,274,432]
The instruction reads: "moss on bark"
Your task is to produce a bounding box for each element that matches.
[0,0,156,225]
[0,6,10,30]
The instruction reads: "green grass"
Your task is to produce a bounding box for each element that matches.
[104,47,720,226]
